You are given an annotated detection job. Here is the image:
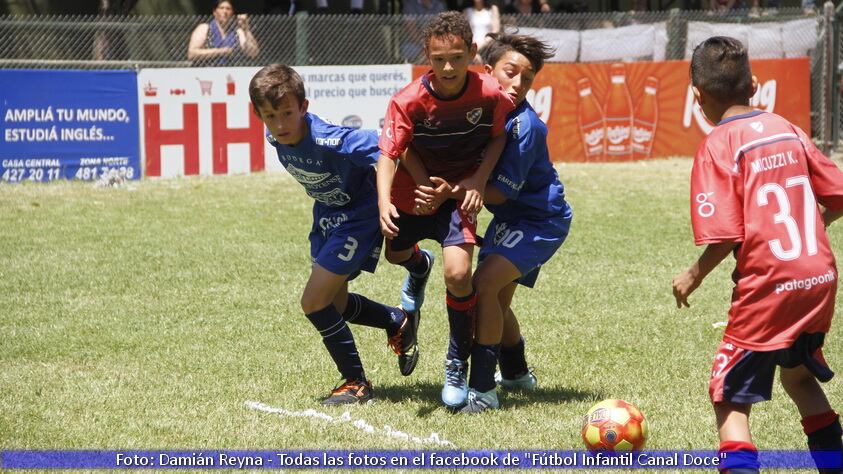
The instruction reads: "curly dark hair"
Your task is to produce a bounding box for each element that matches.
[422,11,473,51]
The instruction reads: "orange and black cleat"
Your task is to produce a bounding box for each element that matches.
[322,379,373,406]
[388,310,420,376]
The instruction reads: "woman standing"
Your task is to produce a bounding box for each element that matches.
[188,0,259,66]
[463,0,500,51]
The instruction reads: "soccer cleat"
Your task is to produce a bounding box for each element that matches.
[441,358,469,408]
[322,379,373,406]
[459,388,500,414]
[387,309,420,376]
[400,249,434,313]
[495,369,537,391]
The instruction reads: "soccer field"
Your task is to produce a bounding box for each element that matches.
[1,159,841,462]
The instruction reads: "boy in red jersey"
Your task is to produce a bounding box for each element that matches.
[673,36,843,473]
[376,11,513,408]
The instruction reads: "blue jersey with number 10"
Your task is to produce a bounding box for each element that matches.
[486,101,569,220]
[267,113,379,210]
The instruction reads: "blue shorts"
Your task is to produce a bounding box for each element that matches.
[387,199,478,252]
[309,202,382,279]
[478,211,572,288]
[709,332,834,404]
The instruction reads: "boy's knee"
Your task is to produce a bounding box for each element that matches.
[385,247,410,265]
[444,266,472,292]
[300,293,331,315]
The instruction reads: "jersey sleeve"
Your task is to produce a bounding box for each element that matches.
[491,88,515,137]
[490,116,535,200]
[378,96,414,160]
[341,128,380,168]
[794,126,843,212]
[690,141,745,246]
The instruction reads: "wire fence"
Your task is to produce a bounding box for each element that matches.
[0,6,837,149]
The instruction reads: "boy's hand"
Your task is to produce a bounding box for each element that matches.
[671,269,700,308]
[457,174,485,213]
[379,202,400,239]
[414,176,453,214]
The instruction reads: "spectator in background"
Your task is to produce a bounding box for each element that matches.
[188,0,259,66]
[464,0,500,51]
[709,0,742,13]
[502,0,551,15]
[402,0,447,62]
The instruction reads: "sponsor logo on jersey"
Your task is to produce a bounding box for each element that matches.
[750,121,764,133]
[775,270,836,294]
[285,164,331,185]
[466,107,483,125]
[422,117,438,129]
[385,120,394,139]
[306,187,352,206]
[315,137,343,147]
[319,213,349,235]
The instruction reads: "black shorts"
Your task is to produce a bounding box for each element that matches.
[709,332,833,404]
[387,200,478,252]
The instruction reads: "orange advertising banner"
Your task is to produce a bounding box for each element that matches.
[412,58,810,161]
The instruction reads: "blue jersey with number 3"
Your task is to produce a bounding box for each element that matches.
[486,101,569,220]
[268,113,379,210]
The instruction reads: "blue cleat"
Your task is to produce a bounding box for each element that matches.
[495,369,537,391]
[458,388,500,413]
[400,249,434,313]
[441,358,469,408]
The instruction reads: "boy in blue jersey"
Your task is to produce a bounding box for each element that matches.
[249,64,420,406]
[416,34,572,412]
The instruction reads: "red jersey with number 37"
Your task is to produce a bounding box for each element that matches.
[378,70,514,213]
[690,110,843,351]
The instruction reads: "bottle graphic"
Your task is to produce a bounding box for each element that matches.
[604,63,634,161]
[632,76,659,160]
[226,75,236,95]
[577,78,605,161]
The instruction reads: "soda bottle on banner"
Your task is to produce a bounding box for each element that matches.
[632,76,659,160]
[604,63,633,161]
[576,78,605,161]
[226,75,236,95]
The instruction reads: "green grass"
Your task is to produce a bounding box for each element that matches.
[1,159,841,462]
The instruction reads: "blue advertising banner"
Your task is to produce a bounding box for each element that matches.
[0,70,140,183]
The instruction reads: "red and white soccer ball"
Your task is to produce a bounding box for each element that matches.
[581,399,648,451]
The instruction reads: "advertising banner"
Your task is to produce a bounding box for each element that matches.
[138,65,411,178]
[413,57,810,162]
[0,70,140,183]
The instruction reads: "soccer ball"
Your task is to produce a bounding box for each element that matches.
[581,399,648,451]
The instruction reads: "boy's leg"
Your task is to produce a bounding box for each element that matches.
[441,243,475,408]
[715,402,760,474]
[301,264,372,405]
[497,283,537,391]
[781,365,842,474]
[460,255,520,413]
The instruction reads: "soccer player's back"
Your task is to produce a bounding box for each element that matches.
[672,36,843,473]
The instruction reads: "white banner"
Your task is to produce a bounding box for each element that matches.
[137,65,412,178]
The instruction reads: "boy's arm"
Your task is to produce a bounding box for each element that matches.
[457,133,507,213]
[376,154,401,238]
[822,207,843,227]
[401,146,432,187]
[672,242,738,308]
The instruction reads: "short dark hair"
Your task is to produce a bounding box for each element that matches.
[249,64,306,114]
[423,11,473,51]
[480,33,555,73]
[690,36,753,104]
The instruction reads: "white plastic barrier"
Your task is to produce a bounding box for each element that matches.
[518,27,580,63]
[579,23,668,62]
[685,17,818,59]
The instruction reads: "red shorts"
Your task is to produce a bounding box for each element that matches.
[709,332,833,404]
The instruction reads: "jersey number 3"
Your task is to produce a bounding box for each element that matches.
[756,175,817,261]
[338,237,358,262]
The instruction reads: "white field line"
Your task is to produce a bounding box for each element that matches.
[245,401,458,448]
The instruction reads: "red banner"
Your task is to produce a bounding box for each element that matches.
[413,58,810,161]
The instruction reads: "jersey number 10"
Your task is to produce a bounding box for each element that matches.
[757,175,818,261]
